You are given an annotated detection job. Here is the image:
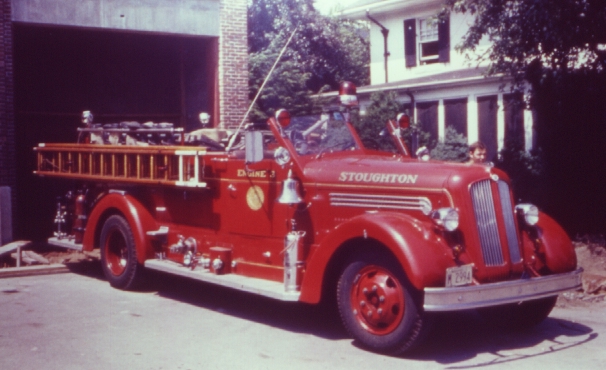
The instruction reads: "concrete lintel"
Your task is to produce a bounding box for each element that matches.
[12,0,220,36]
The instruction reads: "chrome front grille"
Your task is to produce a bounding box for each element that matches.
[329,193,432,214]
[470,180,521,266]
[471,180,504,266]
[471,180,522,266]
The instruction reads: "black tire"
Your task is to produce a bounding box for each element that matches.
[99,215,142,290]
[479,296,557,329]
[337,251,427,355]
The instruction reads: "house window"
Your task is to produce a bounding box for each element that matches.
[404,16,450,68]
[417,101,439,141]
[503,93,525,146]
[419,19,439,63]
[444,98,468,136]
[478,96,498,161]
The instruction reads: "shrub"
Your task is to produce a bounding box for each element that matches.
[495,138,545,203]
[430,126,469,162]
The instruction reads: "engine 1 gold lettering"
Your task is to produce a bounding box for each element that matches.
[237,169,276,178]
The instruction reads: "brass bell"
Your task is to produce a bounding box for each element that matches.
[277,169,303,204]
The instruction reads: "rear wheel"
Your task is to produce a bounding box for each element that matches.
[337,252,427,354]
[100,215,142,289]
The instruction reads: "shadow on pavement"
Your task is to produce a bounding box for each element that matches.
[405,311,596,367]
[65,259,597,364]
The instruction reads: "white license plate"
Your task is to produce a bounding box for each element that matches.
[445,264,473,287]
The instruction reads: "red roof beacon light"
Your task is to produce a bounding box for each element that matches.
[275,109,291,128]
[397,113,410,129]
[339,81,359,107]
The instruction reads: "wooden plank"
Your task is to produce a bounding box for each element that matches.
[11,252,37,265]
[24,250,50,265]
[0,264,70,279]
[0,241,31,258]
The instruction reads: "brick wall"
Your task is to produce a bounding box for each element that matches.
[0,0,15,189]
[219,0,249,128]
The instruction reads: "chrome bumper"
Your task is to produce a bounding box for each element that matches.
[423,268,583,312]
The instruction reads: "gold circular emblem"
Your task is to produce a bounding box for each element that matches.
[246,185,264,211]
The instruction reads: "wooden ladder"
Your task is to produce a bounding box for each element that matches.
[34,143,208,188]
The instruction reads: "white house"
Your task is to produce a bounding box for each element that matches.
[340,0,534,160]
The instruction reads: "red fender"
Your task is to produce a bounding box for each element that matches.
[535,211,577,273]
[82,192,158,264]
[299,212,453,304]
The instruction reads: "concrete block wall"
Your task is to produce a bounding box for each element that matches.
[0,0,15,192]
[219,0,249,128]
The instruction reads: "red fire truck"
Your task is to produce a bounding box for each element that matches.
[35,83,581,354]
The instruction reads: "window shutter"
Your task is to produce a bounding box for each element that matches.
[404,19,417,67]
[438,17,450,63]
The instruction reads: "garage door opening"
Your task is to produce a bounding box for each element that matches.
[14,24,217,240]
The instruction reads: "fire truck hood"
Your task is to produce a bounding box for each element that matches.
[302,154,502,190]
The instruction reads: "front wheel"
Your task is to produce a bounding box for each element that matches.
[337,252,427,355]
[100,215,142,289]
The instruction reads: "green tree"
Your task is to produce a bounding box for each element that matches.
[444,0,606,233]
[495,138,544,204]
[352,91,431,152]
[443,0,606,89]
[248,0,369,121]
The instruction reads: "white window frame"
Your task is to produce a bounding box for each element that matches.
[418,18,439,64]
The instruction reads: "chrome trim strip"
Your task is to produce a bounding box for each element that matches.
[423,268,583,312]
[329,192,432,214]
[316,183,455,207]
[145,259,301,302]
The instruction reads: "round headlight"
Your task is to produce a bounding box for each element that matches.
[274,147,291,166]
[515,204,539,226]
[431,208,459,232]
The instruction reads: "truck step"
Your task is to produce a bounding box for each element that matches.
[47,237,83,252]
[144,259,301,302]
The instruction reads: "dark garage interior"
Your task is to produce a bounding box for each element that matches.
[13,24,216,240]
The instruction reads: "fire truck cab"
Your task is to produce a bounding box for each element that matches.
[35,83,582,355]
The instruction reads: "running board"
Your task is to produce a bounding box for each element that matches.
[47,237,83,252]
[144,259,301,302]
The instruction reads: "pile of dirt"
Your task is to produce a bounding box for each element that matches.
[0,241,98,268]
[558,239,606,307]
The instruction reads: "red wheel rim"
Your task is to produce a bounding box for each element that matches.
[350,265,405,335]
[104,228,128,276]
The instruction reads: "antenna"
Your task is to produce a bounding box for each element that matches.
[226,26,299,152]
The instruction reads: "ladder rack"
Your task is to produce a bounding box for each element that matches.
[34,143,209,188]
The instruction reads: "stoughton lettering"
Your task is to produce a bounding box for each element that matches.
[338,172,418,184]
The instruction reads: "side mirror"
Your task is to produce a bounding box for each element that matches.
[245,131,264,164]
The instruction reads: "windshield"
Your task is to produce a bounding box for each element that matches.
[284,112,359,156]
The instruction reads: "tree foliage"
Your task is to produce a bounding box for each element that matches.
[352,91,401,151]
[443,0,606,89]
[430,126,469,162]
[495,138,544,204]
[444,0,606,233]
[248,0,369,121]
[352,91,431,153]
